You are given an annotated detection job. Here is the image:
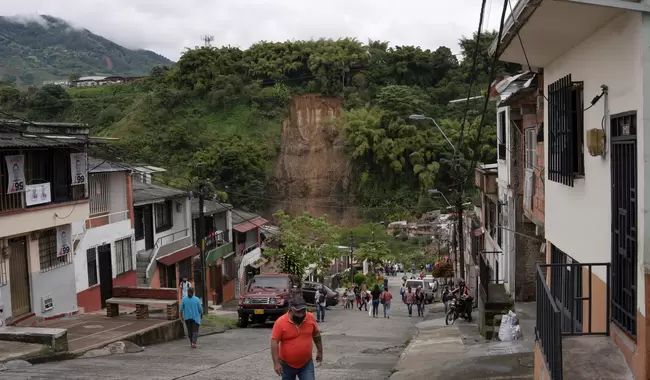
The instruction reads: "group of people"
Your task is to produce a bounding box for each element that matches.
[342,282,393,318]
[400,285,427,317]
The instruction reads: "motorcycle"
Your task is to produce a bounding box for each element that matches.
[445,294,473,325]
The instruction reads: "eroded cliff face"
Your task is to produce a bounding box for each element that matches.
[267,94,359,226]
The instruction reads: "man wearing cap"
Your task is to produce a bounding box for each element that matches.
[270,297,322,379]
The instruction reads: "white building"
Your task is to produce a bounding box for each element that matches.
[0,120,90,323]
[72,158,136,313]
[492,0,650,378]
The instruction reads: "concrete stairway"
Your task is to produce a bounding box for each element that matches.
[136,250,152,287]
[480,283,514,340]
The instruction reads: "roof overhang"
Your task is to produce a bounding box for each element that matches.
[233,217,268,233]
[490,0,643,67]
[157,246,200,266]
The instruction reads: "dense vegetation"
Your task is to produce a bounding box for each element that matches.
[0,15,172,86]
[0,33,520,219]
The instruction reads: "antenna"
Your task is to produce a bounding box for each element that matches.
[201,34,214,47]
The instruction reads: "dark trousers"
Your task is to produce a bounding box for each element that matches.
[185,319,199,344]
[372,299,380,317]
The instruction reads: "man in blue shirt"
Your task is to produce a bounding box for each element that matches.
[180,287,203,348]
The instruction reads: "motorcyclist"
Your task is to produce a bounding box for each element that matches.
[451,279,472,321]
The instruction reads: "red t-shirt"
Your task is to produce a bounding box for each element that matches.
[381,291,393,302]
[271,312,319,368]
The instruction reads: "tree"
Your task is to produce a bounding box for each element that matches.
[354,240,391,268]
[69,72,80,82]
[265,211,341,282]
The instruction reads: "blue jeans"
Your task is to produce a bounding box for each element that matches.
[417,302,424,316]
[372,299,380,316]
[282,359,315,380]
[316,304,325,321]
[383,302,391,317]
[407,303,413,315]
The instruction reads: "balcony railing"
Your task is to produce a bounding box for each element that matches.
[236,242,259,256]
[535,263,611,380]
[145,228,192,282]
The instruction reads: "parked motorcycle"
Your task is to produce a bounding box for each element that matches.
[445,294,473,325]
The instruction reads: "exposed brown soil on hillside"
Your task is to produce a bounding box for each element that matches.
[266,94,359,226]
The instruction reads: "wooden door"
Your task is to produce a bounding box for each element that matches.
[9,237,30,317]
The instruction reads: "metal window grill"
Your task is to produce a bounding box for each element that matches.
[115,237,133,275]
[87,247,98,286]
[548,75,575,186]
[89,173,110,215]
[39,229,72,272]
[0,243,7,286]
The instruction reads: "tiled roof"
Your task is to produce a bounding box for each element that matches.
[0,134,87,148]
[88,157,130,173]
[132,181,187,204]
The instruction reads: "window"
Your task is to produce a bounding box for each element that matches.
[115,237,133,275]
[155,200,173,233]
[497,110,507,160]
[89,173,110,215]
[87,247,98,286]
[39,229,71,272]
[548,75,584,186]
[223,254,236,280]
[178,258,192,280]
[524,128,536,170]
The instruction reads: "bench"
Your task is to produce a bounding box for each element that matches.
[106,287,179,320]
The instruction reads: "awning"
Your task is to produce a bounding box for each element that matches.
[157,246,200,266]
[474,227,486,237]
[233,217,268,233]
[237,247,262,280]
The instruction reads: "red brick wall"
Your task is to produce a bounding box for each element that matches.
[112,286,177,300]
[77,270,138,313]
[223,279,235,303]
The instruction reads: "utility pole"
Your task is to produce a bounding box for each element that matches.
[455,193,465,280]
[197,163,208,312]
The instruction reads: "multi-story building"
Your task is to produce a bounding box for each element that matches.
[492,0,650,378]
[73,158,136,313]
[0,120,89,323]
[232,209,268,299]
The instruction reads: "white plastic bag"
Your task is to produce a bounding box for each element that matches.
[498,311,519,341]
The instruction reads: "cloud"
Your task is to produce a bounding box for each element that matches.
[1,0,508,61]
[4,13,49,27]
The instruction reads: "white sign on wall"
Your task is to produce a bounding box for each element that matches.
[25,183,51,207]
[5,155,25,194]
[56,224,72,258]
[70,153,87,186]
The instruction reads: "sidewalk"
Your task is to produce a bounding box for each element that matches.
[389,302,535,380]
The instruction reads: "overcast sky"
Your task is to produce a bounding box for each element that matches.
[2,0,507,61]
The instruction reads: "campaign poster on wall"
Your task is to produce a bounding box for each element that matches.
[56,224,72,258]
[70,153,87,186]
[25,183,51,207]
[5,155,25,194]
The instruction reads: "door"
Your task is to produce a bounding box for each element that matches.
[97,244,113,308]
[611,111,638,338]
[302,282,316,305]
[213,265,223,304]
[8,237,30,317]
[143,204,154,250]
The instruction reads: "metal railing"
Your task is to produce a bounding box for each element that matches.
[237,242,259,256]
[536,262,611,380]
[145,228,192,284]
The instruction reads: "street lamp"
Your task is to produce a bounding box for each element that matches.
[371,221,385,241]
[409,114,457,154]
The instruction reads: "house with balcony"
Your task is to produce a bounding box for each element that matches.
[0,120,89,324]
[73,158,136,313]
[232,209,268,299]
[493,72,547,302]
[133,180,197,299]
[191,199,235,305]
[491,0,650,378]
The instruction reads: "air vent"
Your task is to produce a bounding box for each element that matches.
[41,295,54,313]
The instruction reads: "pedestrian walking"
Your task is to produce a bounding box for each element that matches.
[180,287,203,348]
[346,288,355,310]
[271,297,323,380]
[371,284,381,318]
[380,286,393,318]
[315,286,326,322]
[404,286,415,317]
[415,286,425,317]
[383,276,388,289]
[179,277,190,299]
[358,285,368,311]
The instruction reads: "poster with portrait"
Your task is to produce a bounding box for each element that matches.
[56,224,72,258]
[5,155,25,194]
[70,153,87,186]
[25,183,51,207]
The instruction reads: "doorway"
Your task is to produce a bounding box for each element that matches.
[9,237,30,317]
[143,205,154,251]
[212,265,223,304]
[97,244,113,309]
[610,111,638,338]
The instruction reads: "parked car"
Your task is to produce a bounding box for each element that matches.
[405,279,435,304]
[302,281,339,307]
[237,273,302,327]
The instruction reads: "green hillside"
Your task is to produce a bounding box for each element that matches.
[0,15,173,87]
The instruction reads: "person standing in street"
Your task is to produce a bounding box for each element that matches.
[179,277,190,299]
[315,286,326,322]
[180,287,203,348]
[415,286,425,317]
[380,286,393,318]
[404,286,415,317]
[271,297,322,380]
[371,284,381,318]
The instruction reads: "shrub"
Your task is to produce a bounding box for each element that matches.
[432,262,454,278]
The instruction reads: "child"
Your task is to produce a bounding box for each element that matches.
[342,288,349,309]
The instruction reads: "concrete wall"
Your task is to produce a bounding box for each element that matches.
[0,201,89,238]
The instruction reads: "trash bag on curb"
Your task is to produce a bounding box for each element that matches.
[498,310,521,342]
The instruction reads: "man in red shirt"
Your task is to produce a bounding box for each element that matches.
[271,297,323,379]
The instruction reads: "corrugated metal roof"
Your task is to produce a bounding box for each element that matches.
[232,209,262,225]
[132,181,187,204]
[0,134,87,148]
[496,72,537,105]
[190,198,231,217]
[88,157,129,173]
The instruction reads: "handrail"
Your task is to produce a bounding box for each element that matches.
[155,228,189,250]
[144,228,191,284]
[536,264,562,380]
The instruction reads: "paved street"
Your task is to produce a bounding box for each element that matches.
[1,276,420,380]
